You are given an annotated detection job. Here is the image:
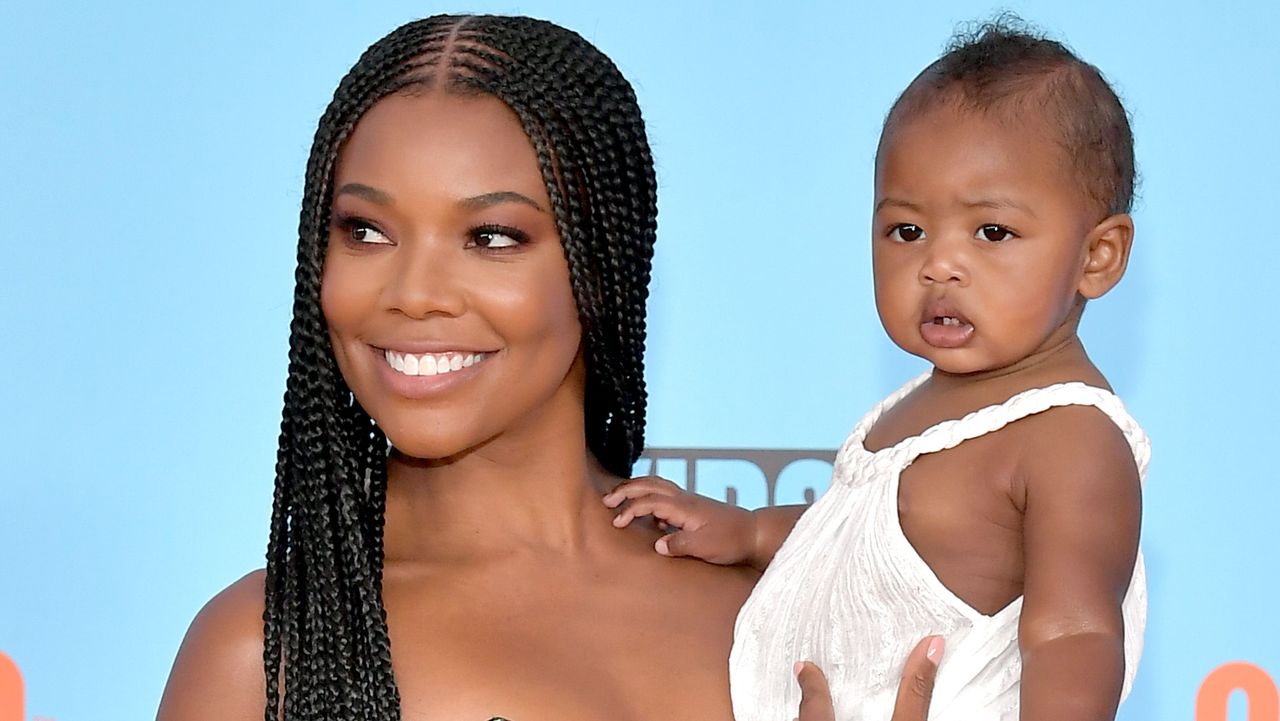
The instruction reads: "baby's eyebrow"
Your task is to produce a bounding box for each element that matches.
[874,197,923,213]
[963,197,1037,217]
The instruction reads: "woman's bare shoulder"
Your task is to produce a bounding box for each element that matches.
[156,569,268,721]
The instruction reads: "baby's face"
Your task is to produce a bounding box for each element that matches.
[872,106,1100,375]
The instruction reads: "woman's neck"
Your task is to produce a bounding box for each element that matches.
[380,394,625,566]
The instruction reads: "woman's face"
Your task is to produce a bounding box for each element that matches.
[321,92,584,460]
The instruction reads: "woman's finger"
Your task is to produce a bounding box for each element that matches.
[795,661,836,721]
[889,636,943,721]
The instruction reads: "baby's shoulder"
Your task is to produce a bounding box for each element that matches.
[156,569,267,721]
[1008,402,1140,494]
[1011,394,1131,447]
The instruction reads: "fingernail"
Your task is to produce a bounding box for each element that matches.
[602,493,619,507]
[612,513,629,527]
[793,661,804,677]
[926,636,945,665]
[655,536,670,555]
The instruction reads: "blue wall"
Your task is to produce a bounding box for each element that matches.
[2,2,1276,719]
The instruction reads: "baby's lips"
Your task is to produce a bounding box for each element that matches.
[919,319,975,348]
[921,297,971,326]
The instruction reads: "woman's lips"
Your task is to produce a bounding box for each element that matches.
[369,346,494,399]
[383,349,488,376]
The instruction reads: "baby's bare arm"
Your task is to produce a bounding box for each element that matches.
[749,504,808,570]
[1017,406,1141,721]
[604,477,805,570]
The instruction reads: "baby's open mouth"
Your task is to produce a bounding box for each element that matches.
[919,306,975,349]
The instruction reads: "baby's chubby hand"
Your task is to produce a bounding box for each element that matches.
[602,476,758,565]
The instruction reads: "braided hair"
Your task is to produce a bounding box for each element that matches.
[264,15,656,720]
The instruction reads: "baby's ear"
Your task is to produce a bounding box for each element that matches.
[1079,214,1134,299]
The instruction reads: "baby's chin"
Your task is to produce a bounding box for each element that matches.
[901,344,1005,377]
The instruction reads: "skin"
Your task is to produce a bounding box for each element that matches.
[610,104,1141,720]
[156,91,938,721]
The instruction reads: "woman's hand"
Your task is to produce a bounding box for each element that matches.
[795,636,943,721]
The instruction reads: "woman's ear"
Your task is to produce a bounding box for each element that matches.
[1079,213,1134,300]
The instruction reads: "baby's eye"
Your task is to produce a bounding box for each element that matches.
[468,225,528,250]
[976,224,1016,242]
[889,224,926,242]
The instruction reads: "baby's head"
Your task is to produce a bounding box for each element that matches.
[872,20,1136,375]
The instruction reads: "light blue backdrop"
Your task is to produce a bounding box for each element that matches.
[1,2,1276,720]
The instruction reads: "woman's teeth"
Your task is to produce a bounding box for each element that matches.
[384,350,488,377]
[935,316,964,327]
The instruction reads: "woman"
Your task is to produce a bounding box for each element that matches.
[156,15,937,721]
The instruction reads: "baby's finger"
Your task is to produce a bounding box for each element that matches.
[602,476,683,507]
[889,636,943,721]
[656,529,712,558]
[612,496,695,529]
[795,661,836,721]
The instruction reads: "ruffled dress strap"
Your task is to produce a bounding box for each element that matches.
[835,371,930,468]
[899,381,1151,479]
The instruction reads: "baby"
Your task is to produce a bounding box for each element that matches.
[606,22,1148,721]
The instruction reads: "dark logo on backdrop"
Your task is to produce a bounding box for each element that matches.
[635,448,837,508]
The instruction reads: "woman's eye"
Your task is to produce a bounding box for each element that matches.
[351,225,390,244]
[976,224,1016,242]
[336,218,391,245]
[468,226,528,250]
[889,224,926,242]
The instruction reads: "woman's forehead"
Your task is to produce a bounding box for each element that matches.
[334,92,550,207]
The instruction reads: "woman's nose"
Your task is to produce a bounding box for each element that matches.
[385,240,466,319]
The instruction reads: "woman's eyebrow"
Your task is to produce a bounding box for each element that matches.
[334,182,394,205]
[459,191,546,213]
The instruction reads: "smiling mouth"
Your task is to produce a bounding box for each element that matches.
[383,349,490,377]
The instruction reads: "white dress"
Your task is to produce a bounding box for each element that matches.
[729,374,1149,720]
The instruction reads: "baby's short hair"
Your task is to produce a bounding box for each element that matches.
[883,17,1135,217]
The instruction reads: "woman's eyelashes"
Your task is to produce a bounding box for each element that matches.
[330,215,532,251]
[333,214,392,247]
[465,223,530,251]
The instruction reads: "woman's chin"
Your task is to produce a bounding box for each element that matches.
[385,434,488,467]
